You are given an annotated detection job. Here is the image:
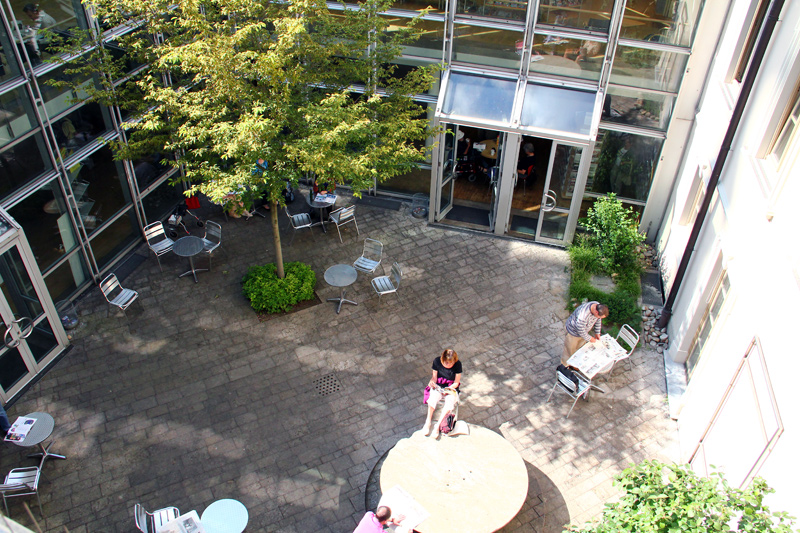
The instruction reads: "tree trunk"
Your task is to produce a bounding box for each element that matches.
[271,199,285,278]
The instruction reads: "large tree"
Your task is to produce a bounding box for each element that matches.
[54,0,435,276]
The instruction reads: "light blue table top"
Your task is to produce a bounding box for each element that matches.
[201,499,248,533]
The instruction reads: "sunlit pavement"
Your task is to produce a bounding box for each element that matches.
[0,192,678,532]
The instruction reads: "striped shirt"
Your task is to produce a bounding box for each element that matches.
[566,301,602,341]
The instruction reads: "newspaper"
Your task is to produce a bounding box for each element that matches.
[4,416,36,442]
[156,512,205,533]
[314,193,337,205]
[379,485,430,533]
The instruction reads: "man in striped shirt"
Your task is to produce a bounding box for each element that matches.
[562,301,609,365]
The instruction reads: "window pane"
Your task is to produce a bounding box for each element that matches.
[390,0,445,14]
[0,132,53,201]
[105,39,147,79]
[11,0,89,65]
[44,252,89,303]
[90,209,139,270]
[520,84,595,136]
[38,65,93,118]
[73,145,133,233]
[134,153,175,192]
[442,73,516,123]
[530,36,605,81]
[0,23,23,82]
[538,3,612,33]
[602,86,674,130]
[620,0,705,47]
[586,130,664,202]
[378,166,431,195]
[453,25,522,70]
[610,46,689,92]
[142,178,185,221]
[0,86,38,147]
[382,58,442,96]
[51,103,114,159]
[458,0,528,22]
[7,178,78,270]
[385,17,444,61]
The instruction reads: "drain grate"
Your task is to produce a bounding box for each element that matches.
[313,373,341,396]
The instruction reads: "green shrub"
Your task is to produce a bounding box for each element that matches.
[242,262,316,313]
[568,236,600,273]
[568,280,640,327]
[581,194,646,275]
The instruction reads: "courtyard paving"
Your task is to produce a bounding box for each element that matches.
[0,192,679,532]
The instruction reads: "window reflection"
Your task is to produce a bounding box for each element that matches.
[457,0,527,21]
[442,73,515,123]
[520,84,595,136]
[0,133,52,201]
[0,23,23,82]
[390,0,445,14]
[134,153,175,192]
[620,0,705,47]
[51,103,113,158]
[0,86,37,148]
[44,251,88,303]
[105,38,147,79]
[602,86,674,130]
[537,1,613,33]
[141,177,184,221]
[7,177,77,270]
[89,209,138,270]
[38,64,92,118]
[9,0,88,65]
[70,145,132,233]
[530,35,605,81]
[586,130,663,202]
[381,59,441,96]
[610,46,688,92]
[452,24,521,70]
[384,17,444,61]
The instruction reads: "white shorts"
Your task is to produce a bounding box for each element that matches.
[427,388,457,411]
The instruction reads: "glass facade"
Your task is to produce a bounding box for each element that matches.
[0,3,184,308]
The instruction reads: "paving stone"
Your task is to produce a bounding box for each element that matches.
[0,196,678,532]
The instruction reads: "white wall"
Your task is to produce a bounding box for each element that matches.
[658,0,800,520]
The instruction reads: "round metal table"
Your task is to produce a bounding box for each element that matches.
[305,192,337,233]
[380,425,528,533]
[173,235,208,283]
[201,499,248,533]
[10,412,66,466]
[324,264,358,314]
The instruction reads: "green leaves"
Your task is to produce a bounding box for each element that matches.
[564,461,798,533]
[242,262,316,313]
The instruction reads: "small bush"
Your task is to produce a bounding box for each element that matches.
[242,262,316,314]
[581,194,646,275]
[568,236,600,273]
[568,280,641,326]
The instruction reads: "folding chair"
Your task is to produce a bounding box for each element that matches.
[546,365,591,418]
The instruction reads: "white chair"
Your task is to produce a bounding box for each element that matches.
[143,221,174,271]
[1,466,43,518]
[371,262,402,305]
[612,324,639,372]
[328,205,359,243]
[100,273,139,318]
[201,220,222,270]
[546,365,591,418]
[285,206,315,245]
[134,503,180,533]
[353,238,383,275]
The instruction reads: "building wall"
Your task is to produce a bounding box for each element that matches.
[658,0,800,518]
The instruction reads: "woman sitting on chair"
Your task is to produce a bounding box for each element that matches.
[422,348,462,438]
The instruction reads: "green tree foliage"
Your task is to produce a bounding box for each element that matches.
[565,460,798,533]
[51,0,435,277]
[580,193,646,275]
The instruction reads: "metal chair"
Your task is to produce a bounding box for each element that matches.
[546,365,591,419]
[328,205,359,243]
[143,221,174,271]
[201,220,222,270]
[285,206,315,246]
[100,273,139,318]
[134,502,180,533]
[612,324,639,372]
[353,238,384,275]
[371,262,402,305]
[1,466,43,518]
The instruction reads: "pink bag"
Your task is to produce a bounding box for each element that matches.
[423,386,431,404]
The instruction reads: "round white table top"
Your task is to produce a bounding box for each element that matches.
[324,264,358,288]
[201,499,248,533]
[14,412,54,448]
[380,425,528,533]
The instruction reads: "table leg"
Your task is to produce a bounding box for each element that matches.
[179,255,208,283]
[28,440,67,467]
[319,207,327,233]
[327,288,357,314]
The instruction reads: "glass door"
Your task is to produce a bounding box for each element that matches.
[0,239,66,402]
[435,125,457,221]
[536,143,585,245]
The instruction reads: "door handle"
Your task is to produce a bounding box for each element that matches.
[3,317,33,349]
[542,190,557,212]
